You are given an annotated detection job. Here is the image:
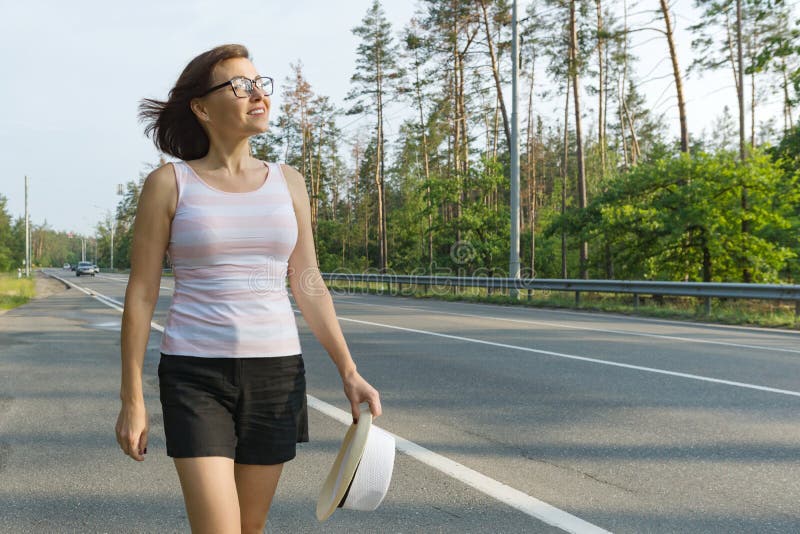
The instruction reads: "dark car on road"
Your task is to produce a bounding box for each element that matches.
[76,261,96,277]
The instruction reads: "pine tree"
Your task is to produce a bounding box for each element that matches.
[346,0,404,272]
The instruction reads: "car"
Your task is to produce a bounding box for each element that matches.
[76,261,96,277]
[63,263,70,270]
[93,264,100,273]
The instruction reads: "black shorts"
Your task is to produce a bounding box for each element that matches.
[158,352,309,465]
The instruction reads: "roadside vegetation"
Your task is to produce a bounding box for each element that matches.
[327,280,798,330]
[0,273,35,310]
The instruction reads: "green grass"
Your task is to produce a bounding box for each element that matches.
[0,274,36,310]
[325,280,799,330]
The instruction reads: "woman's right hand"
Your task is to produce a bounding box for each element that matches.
[115,401,149,461]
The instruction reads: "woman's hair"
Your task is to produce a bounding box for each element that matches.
[138,44,250,161]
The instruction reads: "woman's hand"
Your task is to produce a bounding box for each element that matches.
[342,369,382,424]
[115,401,149,461]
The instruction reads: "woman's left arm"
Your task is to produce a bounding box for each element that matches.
[282,164,382,422]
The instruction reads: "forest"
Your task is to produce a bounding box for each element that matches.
[2,0,799,285]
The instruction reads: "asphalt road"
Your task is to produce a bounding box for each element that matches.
[1,269,799,533]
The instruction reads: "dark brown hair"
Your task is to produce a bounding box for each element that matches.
[138,44,251,161]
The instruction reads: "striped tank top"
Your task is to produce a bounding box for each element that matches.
[159,160,302,358]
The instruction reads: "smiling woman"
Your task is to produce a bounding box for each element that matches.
[138,44,261,161]
[119,44,381,534]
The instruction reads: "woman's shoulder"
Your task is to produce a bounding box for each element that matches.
[279,163,304,183]
[279,164,309,212]
[139,162,179,214]
[145,161,179,187]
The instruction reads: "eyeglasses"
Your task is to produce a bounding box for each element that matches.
[199,75,274,98]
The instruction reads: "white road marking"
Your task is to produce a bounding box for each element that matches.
[308,395,610,534]
[91,272,800,335]
[334,297,800,355]
[48,274,164,332]
[334,291,800,335]
[91,271,800,349]
[94,273,173,291]
[56,272,800,397]
[47,273,607,533]
[293,310,800,399]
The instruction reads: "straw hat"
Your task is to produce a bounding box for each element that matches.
[316,409,396,521]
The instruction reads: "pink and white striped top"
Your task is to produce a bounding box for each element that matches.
[159,160,302,358]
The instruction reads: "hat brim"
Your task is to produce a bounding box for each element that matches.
[316,411,373,521]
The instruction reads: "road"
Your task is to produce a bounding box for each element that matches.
[1,269,799,533]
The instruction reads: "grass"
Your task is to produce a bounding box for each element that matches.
[0,273,36,310]
[325,280,799,330]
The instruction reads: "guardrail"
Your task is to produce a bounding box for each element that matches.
[320,273,800,317]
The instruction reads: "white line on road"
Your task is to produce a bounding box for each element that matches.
[308,395,611,534]
[94,273,173,291]
[336,297,800,355]
[47,273,607,533]
[308,312,800,399]
[91,271,800,352]
[57,272,800,397]
[48,274,164,332]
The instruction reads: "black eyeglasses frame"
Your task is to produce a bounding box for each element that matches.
[198,75,274,98]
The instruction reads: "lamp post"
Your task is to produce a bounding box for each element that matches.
[113,183,123,272]
[508,0,521,298]
[110,219,115,272]
[24,176,30,277]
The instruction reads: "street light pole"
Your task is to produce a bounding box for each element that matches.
[24,176,30,277]
[110,219,115,272]
[509,0,521,298]
[113,183,124,272]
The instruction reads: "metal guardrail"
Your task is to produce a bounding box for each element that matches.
[320,273,800,316]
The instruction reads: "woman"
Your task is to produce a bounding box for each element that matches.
[115,44,382,533]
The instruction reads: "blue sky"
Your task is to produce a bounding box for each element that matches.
[0,0,792,235]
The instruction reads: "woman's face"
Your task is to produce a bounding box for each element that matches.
[191,57,271,138]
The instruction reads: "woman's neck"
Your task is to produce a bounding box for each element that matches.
[200,138,258,174]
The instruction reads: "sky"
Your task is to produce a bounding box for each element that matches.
[0,0,794,236]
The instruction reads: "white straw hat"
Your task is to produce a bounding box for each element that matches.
[316,409,396,521]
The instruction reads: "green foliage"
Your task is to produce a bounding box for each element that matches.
[0,195,18,271]
[57,1,800,291]
[769,121,800,174]
[345,0,404,114]
[113,178,144,269]
[547,149,798,282]
[0,273,35,309]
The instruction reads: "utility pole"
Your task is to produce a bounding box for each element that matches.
[110,220,115,271]
[509,0,521,298]
[112,183,123,272]
[24,176,30,277]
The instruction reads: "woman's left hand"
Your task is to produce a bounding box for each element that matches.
[342,369,382,423]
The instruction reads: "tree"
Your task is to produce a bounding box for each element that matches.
[346,0,404,272]
[750,2,800,134]
[478,0,511,155]
[659,0,690,153]
[401,17,438,271]
[113,178,144,269]
[568,0,589,278]
[0,195,18,271]
[547,150,797,282]
[418,0,482,255]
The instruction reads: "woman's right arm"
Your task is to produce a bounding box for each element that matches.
[115,163,176,461]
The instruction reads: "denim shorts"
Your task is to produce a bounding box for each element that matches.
[158,352,309,465]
